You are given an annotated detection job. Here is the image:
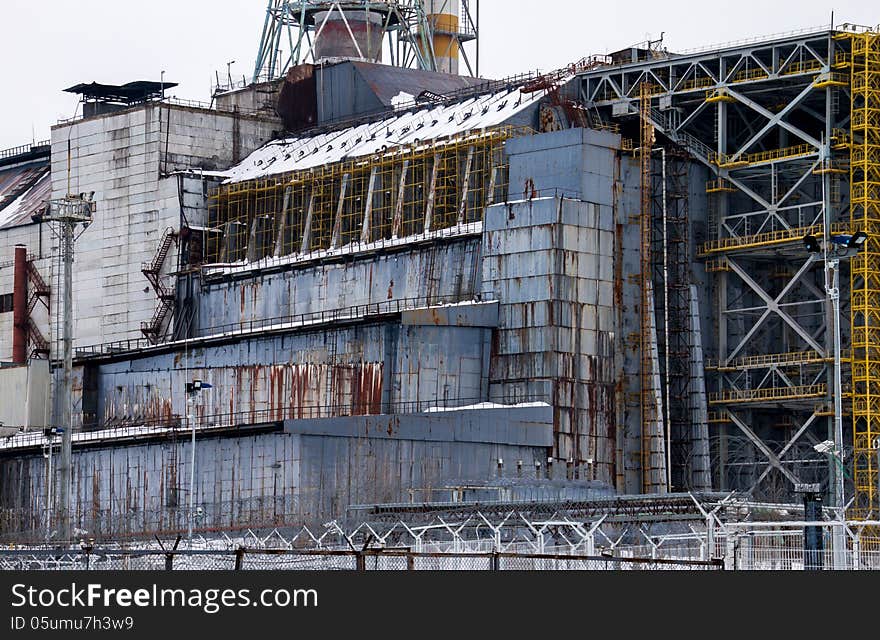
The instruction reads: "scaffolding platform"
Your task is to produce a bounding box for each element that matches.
[698,222,851,257]
[709,384,828,406]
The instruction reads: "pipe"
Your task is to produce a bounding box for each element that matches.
[314,7,387,63]
[660,149,671,492]
[423,0,460,75]
[12,245,28,364]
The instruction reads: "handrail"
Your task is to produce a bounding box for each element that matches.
[707,350,846,371]
[709,143,818,168]
[709,384,828,404]
[699,222,851,256]
[0,393,551,438]
[78,293,495,359]
[0,140,50,161]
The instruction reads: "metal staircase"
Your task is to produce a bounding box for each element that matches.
[27,319,50,359]
[26,259,50,315]
[140,227,178,343]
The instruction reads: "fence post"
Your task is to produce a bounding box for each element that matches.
[165,553,174,571]
[356,551,366,572]
[235,548,245,571]
[724,532,737,571]
[491,552,500,571]
[406,553,415,571]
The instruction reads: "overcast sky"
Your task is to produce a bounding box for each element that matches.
[0,1,876,149]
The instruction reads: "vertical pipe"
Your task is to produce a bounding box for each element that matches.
[424,0,460,74]
[12,245,28,364]
[661,149,671,492]
[187,396,196,548]
[831,259,846,568]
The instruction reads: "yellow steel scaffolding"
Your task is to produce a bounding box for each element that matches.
[639,82,664,493]
[698,222,852,257]
[843,28,880,518]
[708,384,828,405]
[206,127,523,264]
[708,143,818,169]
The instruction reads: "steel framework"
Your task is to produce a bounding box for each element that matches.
[252,1,479,81]
[840,28,880,517]
[579,26,880,510]
[206,126,521,264]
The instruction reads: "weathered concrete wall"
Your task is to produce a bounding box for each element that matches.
[483,196,617,484]
[0,361,50,429]
[0,407,552,540]
[197,237,483,332]
[0,104,280,353]
[214,80,285,119]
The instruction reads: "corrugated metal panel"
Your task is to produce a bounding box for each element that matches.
[0,163,50,228]
[0,428,547,540]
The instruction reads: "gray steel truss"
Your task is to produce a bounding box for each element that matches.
[578,29,847,502]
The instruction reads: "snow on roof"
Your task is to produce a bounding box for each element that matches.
[0,164,51,229]
[223,85,545,184]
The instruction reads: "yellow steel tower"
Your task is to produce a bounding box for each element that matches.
[844,28,880,518]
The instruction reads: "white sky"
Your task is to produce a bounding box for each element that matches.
[0,0,876,149]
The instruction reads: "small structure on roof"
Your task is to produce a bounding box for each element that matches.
[65,81,179,118]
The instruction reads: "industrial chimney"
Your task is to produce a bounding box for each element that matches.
[423,0,460,75]
[314,2,391,63]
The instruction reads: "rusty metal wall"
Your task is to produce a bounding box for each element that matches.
[483,196,618,485]
[198,237,483,332]
[0,408,552,541]
[88,321,489,429]
[497,129,648,492]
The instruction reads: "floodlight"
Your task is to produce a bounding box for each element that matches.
[803,234,821,254]
[814,440,836,454]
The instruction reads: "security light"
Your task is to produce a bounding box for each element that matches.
[847,231,868,249]
[804,234,821,254]
[185,380,213,394]
[814,440,836,454]
[803,232,869,258]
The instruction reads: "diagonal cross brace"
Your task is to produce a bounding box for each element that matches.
[728,412,801,486]
[727,83,821,160]
[725,256,824,361]
[725,86,822,151]
[748,412,819,493]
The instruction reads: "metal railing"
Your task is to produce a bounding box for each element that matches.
[1,390,550,445]
[709,143,818,168]
[709,384,828,405]
[707,350,841,371]
[0,140,50,162]
[699,222,851,256]
[672,24,833,57]
[76,293,492,359]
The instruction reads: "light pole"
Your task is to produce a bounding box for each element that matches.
[185,379,211,548]
[44,194,94,544]
[42,427,60,541]
[805,229,868,569]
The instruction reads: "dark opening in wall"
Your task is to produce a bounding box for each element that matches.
[0,293,13,314]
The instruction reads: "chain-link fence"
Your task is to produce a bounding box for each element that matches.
[0,548,722,572]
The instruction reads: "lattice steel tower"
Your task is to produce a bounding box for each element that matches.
[252,1,479,81]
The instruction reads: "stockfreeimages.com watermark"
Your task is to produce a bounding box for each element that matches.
[10,583,318,615]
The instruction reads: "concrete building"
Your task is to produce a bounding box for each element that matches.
[1,14,876,542]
